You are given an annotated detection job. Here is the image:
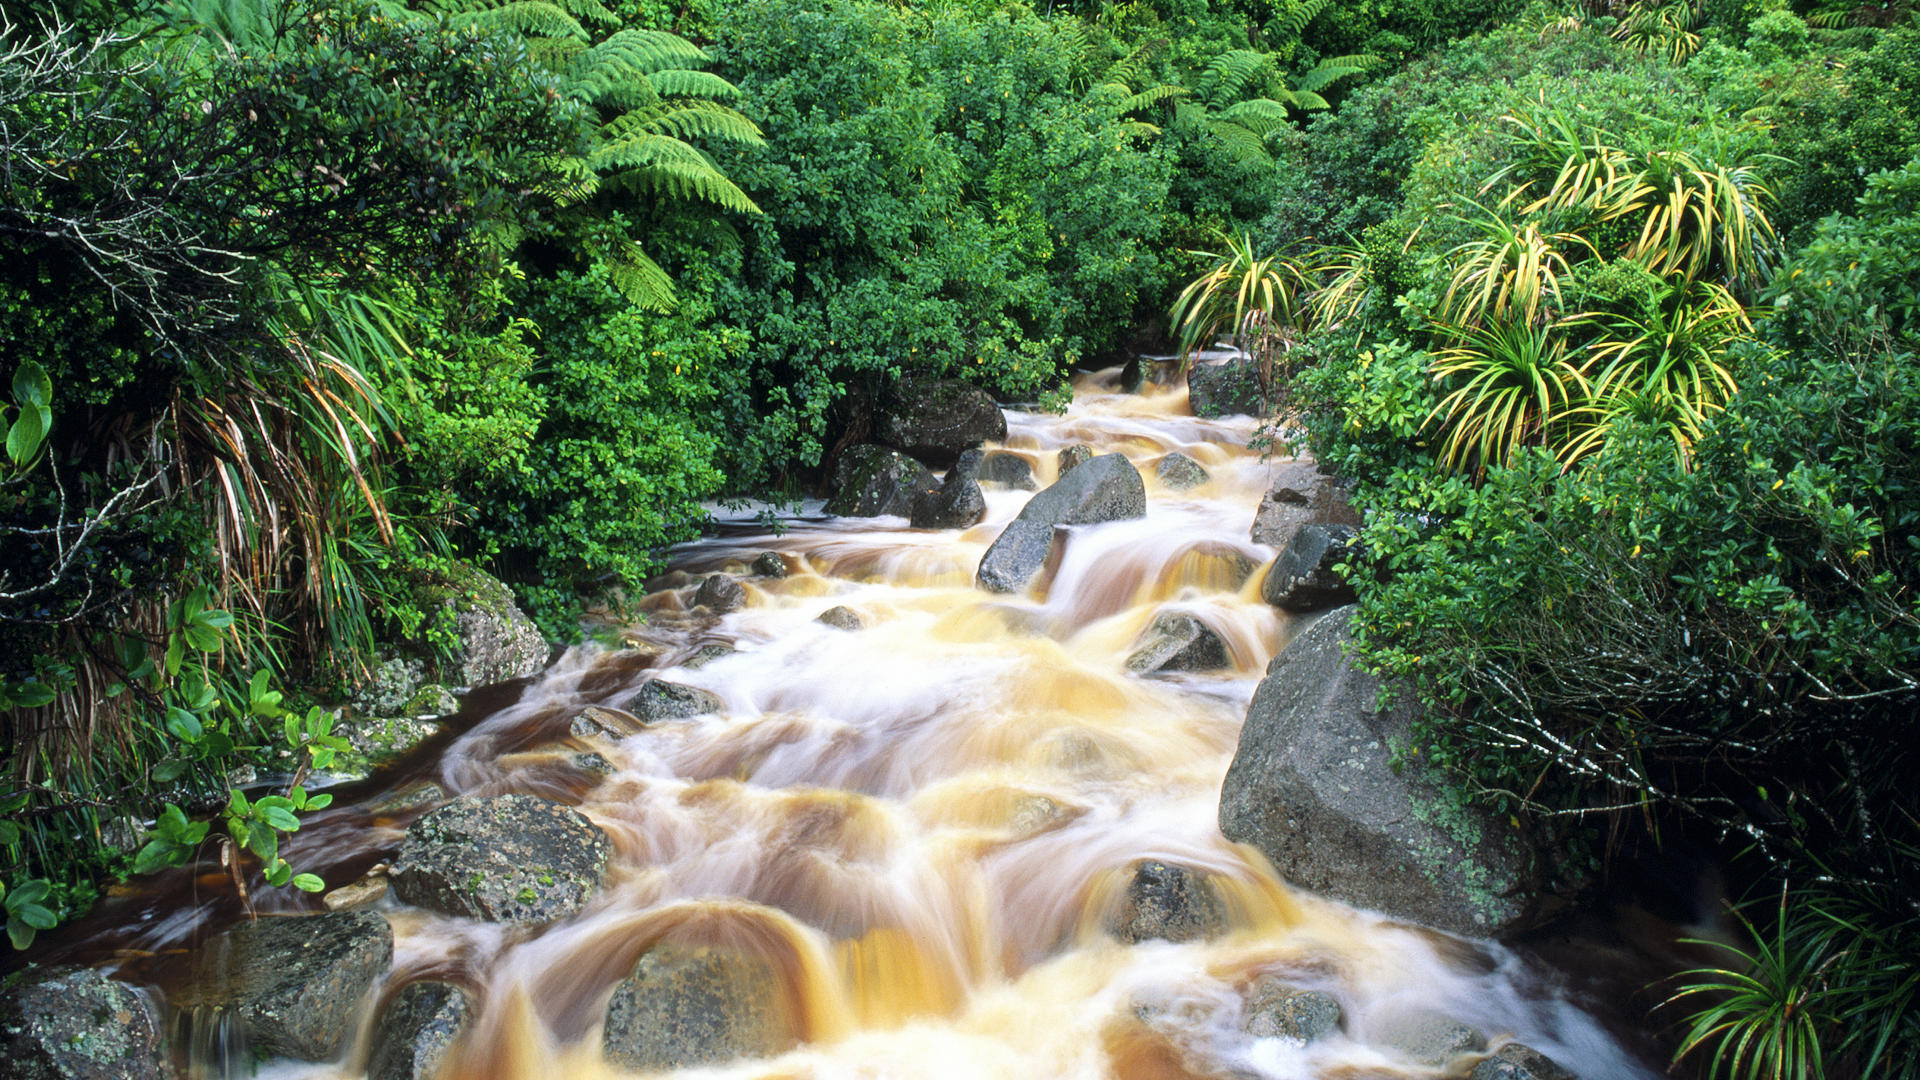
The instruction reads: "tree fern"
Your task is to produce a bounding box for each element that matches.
[1200,49,1273,109]
[1294,54,1375,95]
[1273,0,1330,37]
[446,2,589,40]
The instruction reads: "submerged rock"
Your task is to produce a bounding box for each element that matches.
[180,911,393,1062]
[826,445,937,518]
[571,706,644,740]
[1218,608,1529,936]
[1056,444,1094,475]
[0,965,170,1080]
[1154,452,1210,491]
[977,453,1146,594]
[1242,976,1342,1043]
[816,606,863,631]
[322,870,390,912]
[1471,1042,1578,1080]
[1186,357,1263,417]
[751,551,788,578]
[877,378,1008,465]
[621,680,724,723]
[684,643,737,670]
[391,794,609,924]
[603,942,799,1071]
[693,574,747,614]
[1260,523,1360,613]
[978,451,1038,490]
[367,981,473,1080]
[1103,860,1225,944]
[1378,1012,1485,1068]
[1125,612,1231,675]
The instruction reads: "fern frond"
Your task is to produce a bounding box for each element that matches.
[1118,83,1187,115]
[620,99,765,147]
[1115,120,1162,139]
[445,1,588,40]
[587,28,709,75]
[608,240,676,312]
[1202,49,1273,109]
[1206,118,1273,164]
[1285,89,1330,111]
[1293,54,1375,94]
[647,68,741,100]
[1107,37,1168,90]
[1274,0,1329,36]
[593,134,761,213]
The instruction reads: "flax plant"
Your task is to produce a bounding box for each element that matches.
[1427,316,1594,473]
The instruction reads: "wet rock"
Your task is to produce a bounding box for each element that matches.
[572,752,616,778]
[351,657,429,717]
[1155,452,1210,491]
[323,871,390,912]
[978,451,1038,490]
[816,606,863,631]
[1219,608,1529,936]
[826,445,938,518]
[1125,612,1231,675]
[571,706,644,739]
[1120,356,1146,393]
[1242,976,1341,1043]
[977,453,1146,594]
[1187,357,1264,417]
[751,551,787,578]
[366,782,447,815]
[180,911,393,1062]
[1008,795,1068,837]
[391,794,609,924]
[693,574,747,614]
[1104,860,1225,944]
[1057,444,1094,475]
[1378,1012,1485,1068]
[1260,524,1360,613]
[348,716,440,760]
[622,680,724,723]
[684,643,737,670]
[416,561,549,687]
[367,981,473,1080]
[603,942,799,1071]
[910,463,987,530]
[877,378,1008,466]
[1250,461,1359,549]
[1471,1043,1578,1080]
[0,965,170,1080]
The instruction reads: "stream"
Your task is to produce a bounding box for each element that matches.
[60,367,1662,1080]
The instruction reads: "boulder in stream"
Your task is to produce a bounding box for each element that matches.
[367,980,474,1080]
[1219,608,1529,936]
[1103,860,1225,944]
[0,965,170,1080]
[684,643,737,670]
[978,451,1038,490]
[1056,444,1094,475]
[1377,1011,1486,1069]
[180,911,393,1062]
[876,378,1008,465]
[977,453,1146,594]
[1186,357,1264,417]
[825,445,938,518]
[693,573,747,613]
[751,551,788,578]
[1471,1042,1579,1080]
[1259,523,1360,613]
[1242,976,1342,1043]
[603,941,800,1071]
[391,794,609,924]
[1125,612,1231,675]
[571,706,644,739]
[910,462,987,530]
[412,561,550,687]
[1251,461,1359,550]
[1154,452,1210,491]
[621,679,724,722]
[816,606,863,631]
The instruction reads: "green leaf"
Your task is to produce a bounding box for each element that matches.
[183,624,222,652]
[290,873,325,893]
[163,634,184,677]
[0,821,18,845]
[7,880,49,907]
[229,820,252,849]
[227,790,249,816]
[9,915,36,950]
[263,860,292,887]
[9,681,55,708]
[12,360,51,409]
[247,826,277,863]
[259,806,299,832]
[304,792,332,811]
[0,792,28,814]
[132,840,176,875]
[201,731,233,757]
[16,903,57,931]
[198,609,235,631]
[165,707,204,743]
[285,715,301,748]
[6,408,45,467]
[151,760,188,783]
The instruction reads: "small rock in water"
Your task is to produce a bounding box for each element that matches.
[603,942,799,1071]
[816,605,863,631]
[621,679,724,722]
[1377,1011,1485,1068]
[1057,444,1094,475]
[572,751,616,778]
[179,911,394,1061]
[365,782,446,815]
[571,706,644,739]
[367,980,473,1080]
[978,451,1038,490]
[1260,523,1360,613]
[751,551,788,578]
[323,871,390,912]
[0,965,170,1080]
[1125,612,1231,675]
[1242,976,1342,1043]
[348,716,440,760]
[1155,452,1210,491]
[910,463,987,529]
[684,643,737,669]
[1471,1042,1578,1080]
[1104,860,1225,944]
[1120,355,1146,393]
[693,574,747,613]
[391,794,609,924]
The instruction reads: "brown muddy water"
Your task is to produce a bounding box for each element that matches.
[37,368,1678,1080]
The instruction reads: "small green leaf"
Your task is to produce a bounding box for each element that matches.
[7,880,49,906]
[183,624,222,652]
[248,826,277,863]
[165,707,204,743]
[16,903,57,930]
[6,408,45,467]
[290,873,325,893]
[151,760,188,783]
[263,861,292,887]
[9,681,55,708]
[259,806,299,832]
[8,915,36,950]
[164,635,184,677]
[0,821,18,845]
[304,792,332,811]
[227,789,249,816]
[12,360,51,409]
[159,803,189,831]
[199,609,235,630]
[0,792,28,814]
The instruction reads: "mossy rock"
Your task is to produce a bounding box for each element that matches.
[0,965,170,1080]
[391,794,609,924]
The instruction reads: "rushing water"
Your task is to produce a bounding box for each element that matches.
[63,367,1662,1080]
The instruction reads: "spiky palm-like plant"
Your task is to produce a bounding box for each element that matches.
[1426,315,1594,474]
[1170,231,1316,362]
[1441,209,1592,329]
[1612,0,1706,63]
[1562,281,1745,466]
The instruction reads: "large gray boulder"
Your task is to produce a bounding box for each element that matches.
[1219,608,1529,936]
[1251,461,1361,549]
[0,965,170,1080]
[693,574,747,613]
[1471,1043,1578,1080]
[825,445,937,518]
[1242,976,1342,1043]
[977,453,1146,594]
[413,562,549,687]
[978,451,1038,490]
[1260,523,1360,613]
[1187,358,1264,417]
[1154,452,1210,491]
[392,794,609,924]
[1378,1011,1485,1068]
[367,981,473,1080]
[603,942,800,1071]
[877,379,1008,465]
[180,911,393,1061]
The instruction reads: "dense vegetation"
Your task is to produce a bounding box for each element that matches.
[2,0,1916,1075]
